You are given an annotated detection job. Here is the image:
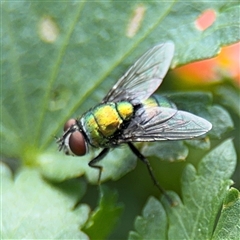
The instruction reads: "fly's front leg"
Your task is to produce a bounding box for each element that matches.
[128,142,174,205]
[89,148,110,184]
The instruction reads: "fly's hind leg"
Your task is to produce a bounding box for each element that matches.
[128,142,174,205]
[88,148,110,184]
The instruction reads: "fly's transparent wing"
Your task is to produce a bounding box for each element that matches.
[102,42,175,104]
[119,107,212,142]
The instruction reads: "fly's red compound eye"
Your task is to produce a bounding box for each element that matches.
[69,131,86,156]
[64,118,76,131]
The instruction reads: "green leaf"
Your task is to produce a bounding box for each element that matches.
[212,188,240,240]
[142,141,189,162]
[1,163,90,239]
[215,83,240,118]
[128,197,167,240]
[129,139,238,239]
[207,105,234,138]
[185,137,211,150]
[83,185,123,239]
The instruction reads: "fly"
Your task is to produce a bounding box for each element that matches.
[56,42,212,194]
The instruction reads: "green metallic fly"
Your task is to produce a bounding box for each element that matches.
[57,42,212,192]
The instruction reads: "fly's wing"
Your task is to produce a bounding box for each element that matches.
[119,107,212,142]
[102,42,175,104]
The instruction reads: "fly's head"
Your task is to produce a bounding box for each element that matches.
[56,119,88,156]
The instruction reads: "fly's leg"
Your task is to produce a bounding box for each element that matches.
[128,142,174,205]
[127,142,165,193]
[89,148,110,184]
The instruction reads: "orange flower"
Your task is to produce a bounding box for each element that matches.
[173,9,240,86]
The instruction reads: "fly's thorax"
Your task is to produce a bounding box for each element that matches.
[143,95,177,109]
[80,102,134,148]
[80,111,105,148]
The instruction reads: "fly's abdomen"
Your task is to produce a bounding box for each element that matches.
[81,102,134,147]
[143,95,177,109]
[116,101,134,120]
